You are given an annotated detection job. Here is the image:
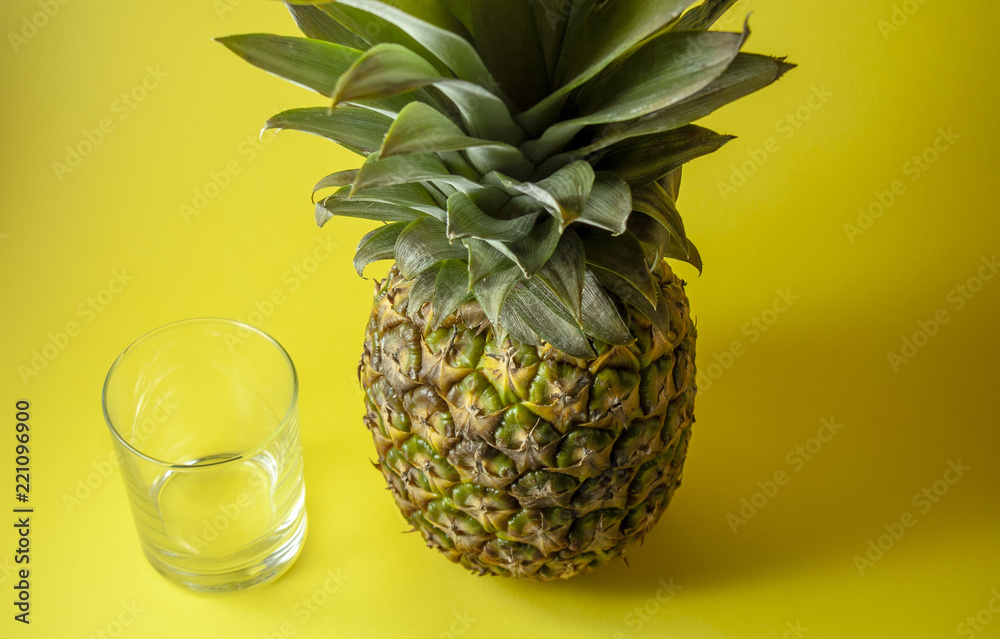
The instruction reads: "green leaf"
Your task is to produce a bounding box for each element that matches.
[497,297,541,345]
[488,215,562,277]
[530,0,572,83]
[648,284,676,337]
[318,2,447,74]
[436,150,481,182]
[473,266,523,328]
[316,197,424,228]
[285,3,371,49]
[217,34,360,96]
[336,182,443,217]
[423,182,451,208]
[266,107,391,156]
[525,28,745,161]
[631,182,688,253]
[431,259,473,327]
[517,0,694,134]
[407,262,440,313]
[332,43,441,106]
[522,275,577,325]
[438,0,471,28]
[312,169,359,202]
[463,146,534,182]
[595,124,734,187]
[326,42,524,144]
[353,152,505,204]
[354,222,408,275]
[380,102,512,158]
[661,168,682,202]
[492,192,546,217]
[535,229,585,323]
[506,283,594,358]
[315,203,334,228]
[672,0,740,30]
[325,0,504,100]
[458,0,549,110]
[570,54,794,159]
[464,238,513,286]
[556,0,695,87]
[395,217,467,278]
[580,229,657,304]
[575,172,632,235]
[353,152,449,193]
[501,161,595,230]
[432,83,526,145]
[591,267,669,336]
[217,33,414,115]
[367,0,472,35]
[665,236,703,273]
[580,270,632,345]
[446,192,538,242]
[627,211,671,264]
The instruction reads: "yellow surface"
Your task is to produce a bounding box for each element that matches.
[1,1,998,637]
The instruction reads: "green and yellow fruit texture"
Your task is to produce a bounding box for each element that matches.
[220,0,792,580]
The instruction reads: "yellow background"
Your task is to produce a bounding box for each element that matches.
[2,0,998,637]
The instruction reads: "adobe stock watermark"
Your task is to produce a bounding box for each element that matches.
[611,578,682,637]
[696,288,799,392]
[7,0,73,54]
[535,0,583,30]
[878,0,932,41]
[179,131,275,223]
[62,395,176,514]
[18,268,135,385]
[0,557,18,586]
[260,569,350,639]
[214,0,244,20]
[844,127,959,243]
[957,589,1000,639]
[712,0,754,31]
[727,417,844,534]
[781,621,810,638]
[852,459,970,576]
[887,255,997,372]
[438,611,477,639]
[85,600,144,639]
[52,65,169,183]
[225,236,340,351]
[184,483,267,553]
[717,85,833,202]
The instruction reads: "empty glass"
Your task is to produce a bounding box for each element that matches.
[102,318,307,592]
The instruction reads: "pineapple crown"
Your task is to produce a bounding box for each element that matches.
[218,0,793,359]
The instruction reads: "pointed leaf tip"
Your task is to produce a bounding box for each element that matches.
[315,201,333,228]
[776,59,798,78]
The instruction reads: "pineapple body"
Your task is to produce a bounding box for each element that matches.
[360,263,696,580]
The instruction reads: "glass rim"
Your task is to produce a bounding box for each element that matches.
[101,317,299,470]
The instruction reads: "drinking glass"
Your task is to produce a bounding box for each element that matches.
[102,318,307,592]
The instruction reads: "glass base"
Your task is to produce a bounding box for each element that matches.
[143,511,308,593]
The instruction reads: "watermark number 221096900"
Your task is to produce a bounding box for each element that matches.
[13,400,33,624]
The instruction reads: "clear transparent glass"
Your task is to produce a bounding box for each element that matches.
[102,318,307,592]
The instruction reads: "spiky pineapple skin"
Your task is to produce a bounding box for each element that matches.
[359,263,697,580]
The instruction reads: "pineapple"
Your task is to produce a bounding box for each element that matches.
[219,0,792,580]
